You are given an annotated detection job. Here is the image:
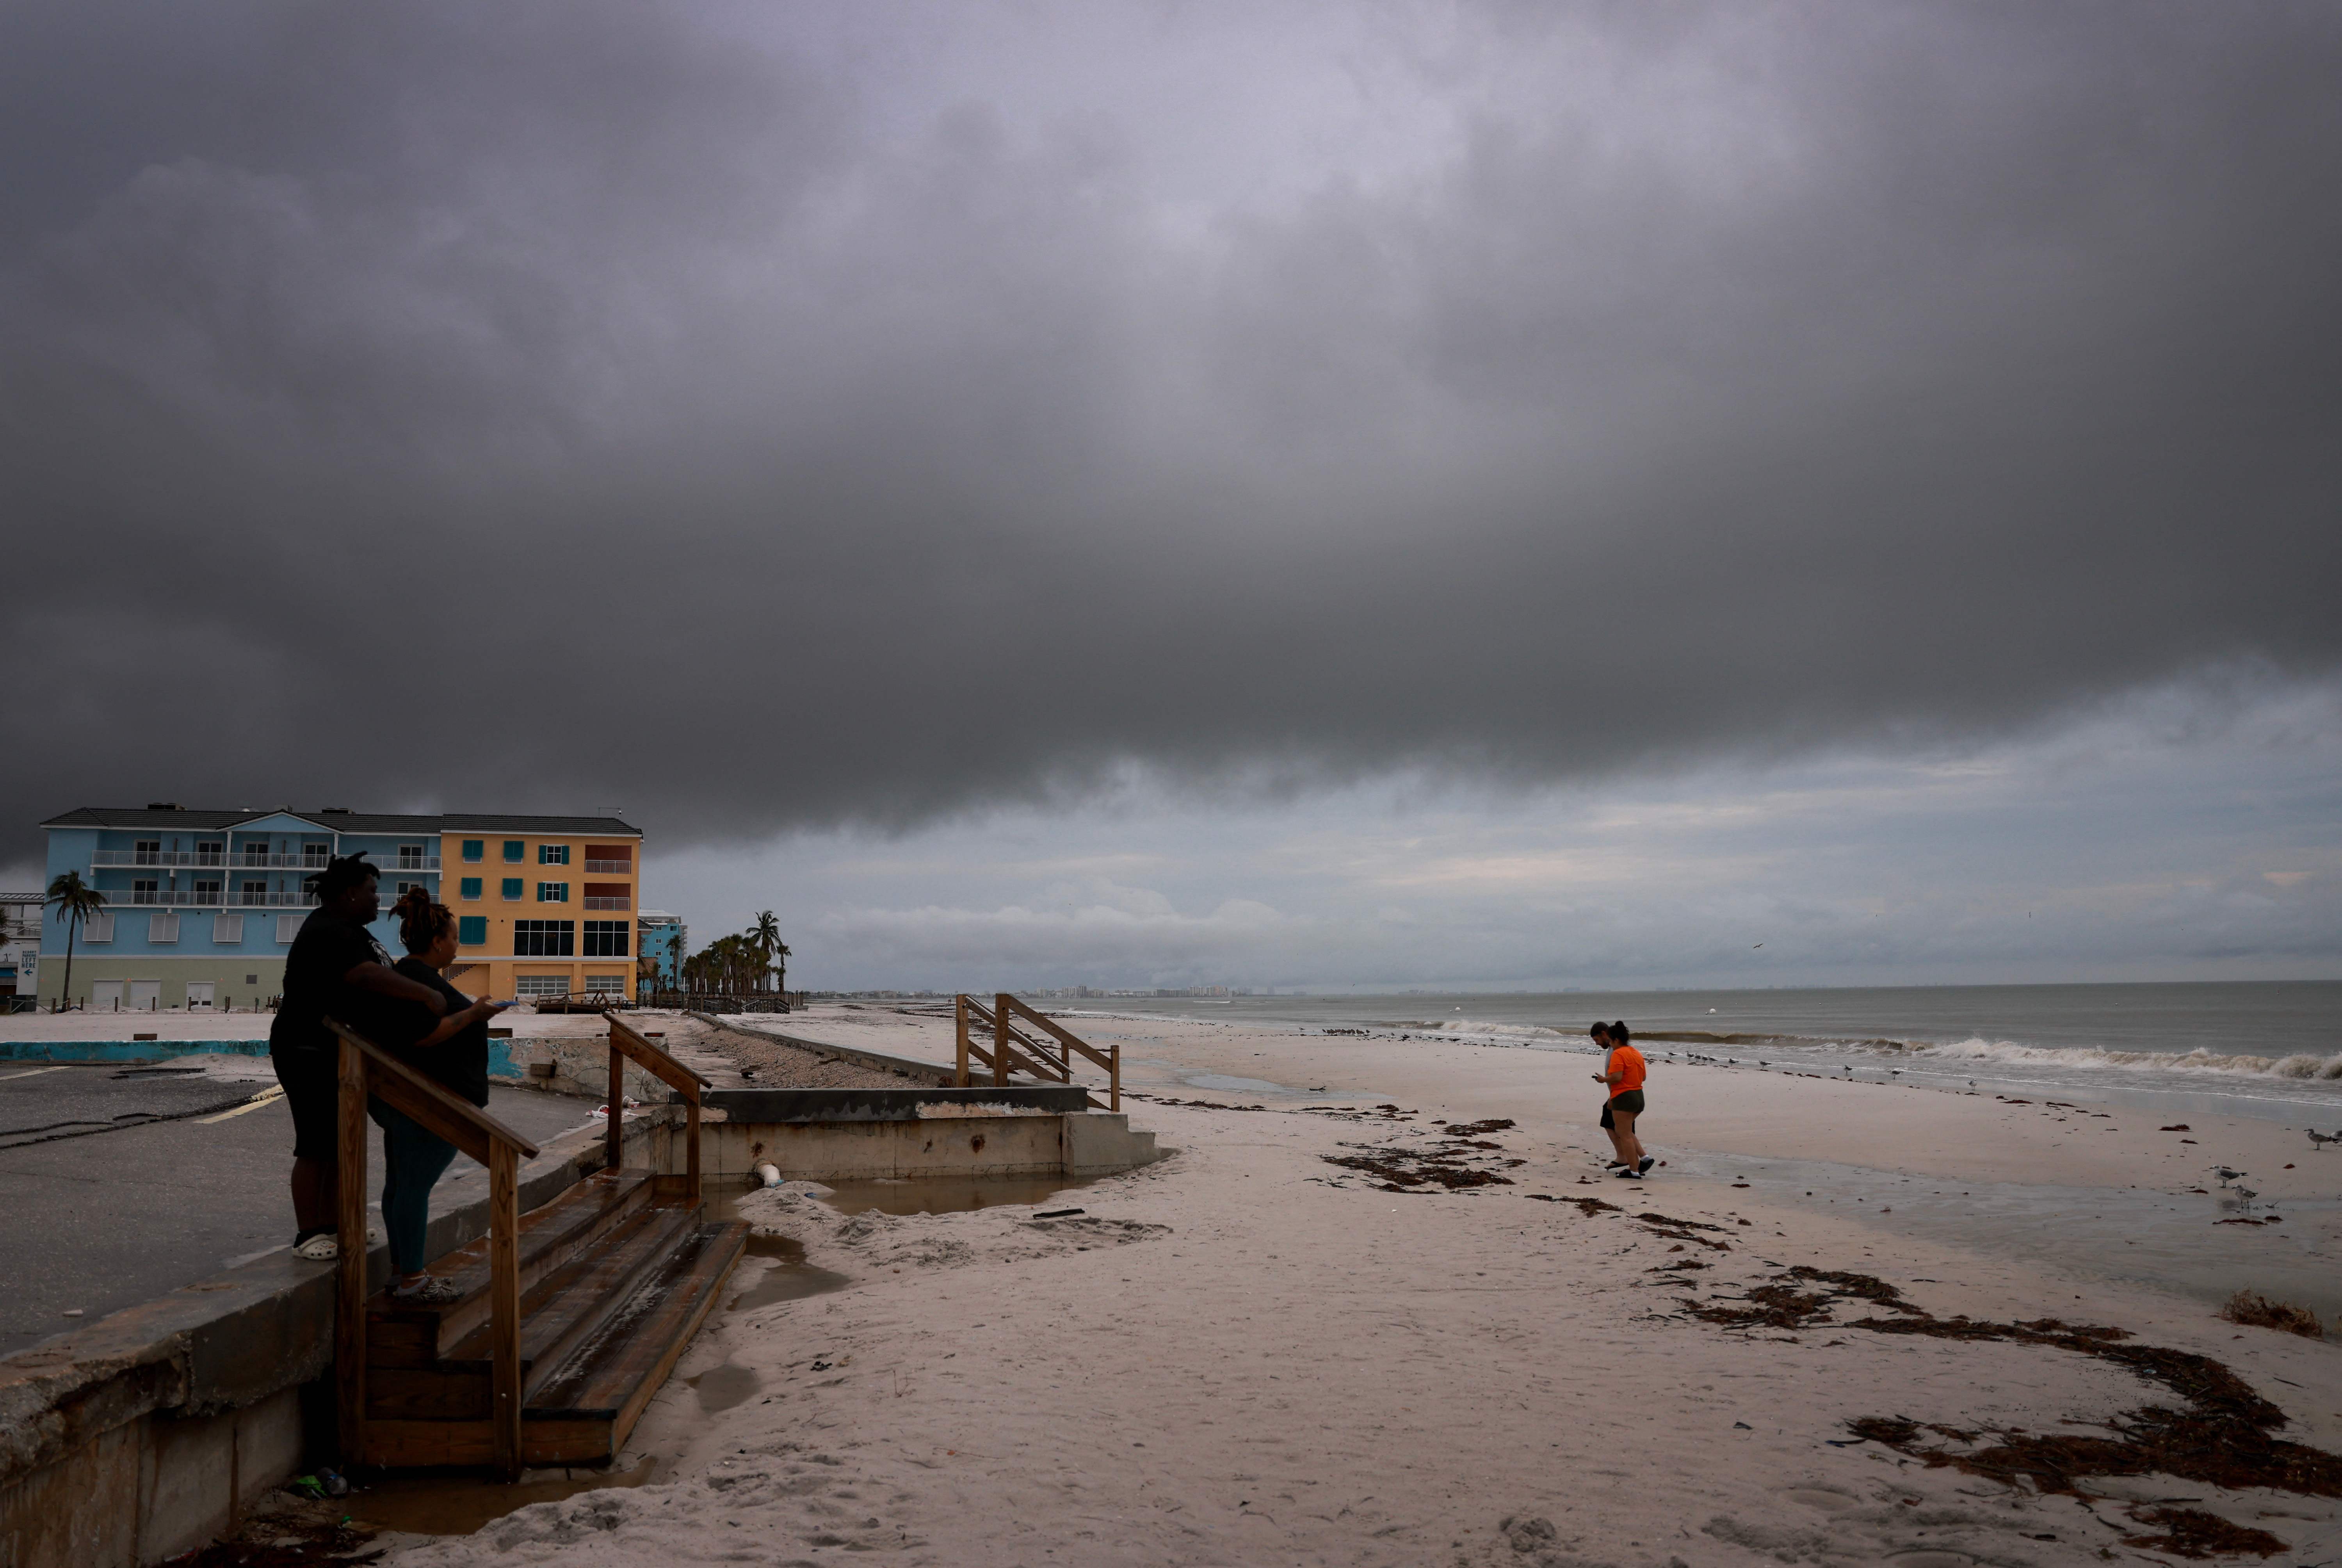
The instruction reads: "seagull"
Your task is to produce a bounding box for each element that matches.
[1753,943,1764,949]
[2213,1166,2246,1187]
[2308,1129,2339,1151]
[2234,1186,2259,1210]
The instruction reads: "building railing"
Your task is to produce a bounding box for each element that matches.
[390,854,441,871]
[96,888,320,908]
[92,849,341,871]
[326,1018,541,1480]
[582,896,630,911]
[583,859,631,874]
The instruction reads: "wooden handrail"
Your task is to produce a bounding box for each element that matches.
[604,1011,709,1203]
[327,1016,540,1481]
[952,995,1119,1111]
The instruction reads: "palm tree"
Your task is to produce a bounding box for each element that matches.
[749,911,781,993]
[45,871,106,1012]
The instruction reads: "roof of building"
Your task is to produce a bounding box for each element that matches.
[41,808,641,836]
[0,893,41,905]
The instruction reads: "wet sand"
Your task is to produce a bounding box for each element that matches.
[379,1005,2342,1567]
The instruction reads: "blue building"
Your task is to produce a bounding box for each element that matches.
[38,806,642,1013]
[637,910,688,990]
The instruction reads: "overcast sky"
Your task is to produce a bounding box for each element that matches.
[5,2,2337,989]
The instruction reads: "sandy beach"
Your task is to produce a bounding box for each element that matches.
[341,1004,2342,1567]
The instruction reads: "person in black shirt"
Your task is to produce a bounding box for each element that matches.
[269,854,451,1260]
[376,887,511,1301]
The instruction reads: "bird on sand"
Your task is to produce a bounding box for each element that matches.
[2213,1166,2246,1187]
[2234,1186,2260,1210]
[2308,1129,2339,1151]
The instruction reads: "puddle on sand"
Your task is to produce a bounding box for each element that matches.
[685,1360,765,1413]
[728,1234,853,1311]
[812,1172,1098,1216]
[699,1199,856,1310]
[346,1457,662,1535]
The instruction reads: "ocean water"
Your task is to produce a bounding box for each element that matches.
[1070,981,2342,1127]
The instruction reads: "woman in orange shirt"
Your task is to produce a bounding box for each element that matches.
[1591,1020,1651,1179]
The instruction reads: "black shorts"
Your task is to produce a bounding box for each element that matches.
[1600,1089,1646,1128]
[272,1046,340,1163]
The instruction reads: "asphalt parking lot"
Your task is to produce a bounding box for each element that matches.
[0,1061,596,1357]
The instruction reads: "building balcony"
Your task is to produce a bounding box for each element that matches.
[96,888,320,908]
[389,854,441,871]
[92,850,220,868]
[229,890,320,908]
[583,896,631,911]
[583,860,631,874]
[228,853,334,871]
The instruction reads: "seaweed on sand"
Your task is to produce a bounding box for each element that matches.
[2218,1289,2324,1339]
[1683,1265,2342,1555]
[1320,1142,1515,1191]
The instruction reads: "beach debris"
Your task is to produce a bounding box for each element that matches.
[2161,1123,2192,1131]
[2119,1506,2285,1559]
[1564,1196,1621,1217]
[1499,1515,1557,1553]
[756,1163,783,1188]
[2219,1291,2321,1338]
[1033,1207,1084,1219]
[1737,1280,2342,1556]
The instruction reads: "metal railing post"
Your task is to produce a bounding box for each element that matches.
[955,995,970,1086]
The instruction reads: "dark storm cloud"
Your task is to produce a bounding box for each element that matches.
[3,0,2338,859]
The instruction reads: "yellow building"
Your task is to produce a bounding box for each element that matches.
[437,817,642,1002]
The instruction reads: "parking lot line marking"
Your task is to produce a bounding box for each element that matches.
[0,1066,72,1082]
[198,1086,285,1123]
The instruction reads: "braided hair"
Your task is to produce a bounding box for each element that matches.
[391,885,455,954]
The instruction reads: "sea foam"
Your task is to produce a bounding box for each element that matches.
[1918,1036,2342,1079]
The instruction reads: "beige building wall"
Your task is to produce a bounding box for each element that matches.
[438,829,641,1002]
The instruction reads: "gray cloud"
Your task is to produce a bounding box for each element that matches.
[3,0,2338,861]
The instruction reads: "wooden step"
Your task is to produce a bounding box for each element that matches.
[364,1206,695,1420]
[367,1168,655,1365]
[356,1220,747,1471]
[523,1220,751,1466]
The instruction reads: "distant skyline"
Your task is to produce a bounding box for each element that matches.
[4,3,2336,990]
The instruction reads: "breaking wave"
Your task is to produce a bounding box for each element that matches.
[1916,1037,2342,1080]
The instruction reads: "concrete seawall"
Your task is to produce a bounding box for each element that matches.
[0,1113,669,1568]
[0,1076,1163,1566]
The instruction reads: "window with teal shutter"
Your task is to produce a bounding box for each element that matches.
[460,877,482,900]
[458,915,487,946]
[462,840,484,862]
[503,840,524,862]
[501,878,523,900]
[537,882,569,902]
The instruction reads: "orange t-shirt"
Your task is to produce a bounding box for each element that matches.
[1607,1044,1647,1099]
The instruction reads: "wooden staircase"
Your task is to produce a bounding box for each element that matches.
[327,1014,746,1475]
